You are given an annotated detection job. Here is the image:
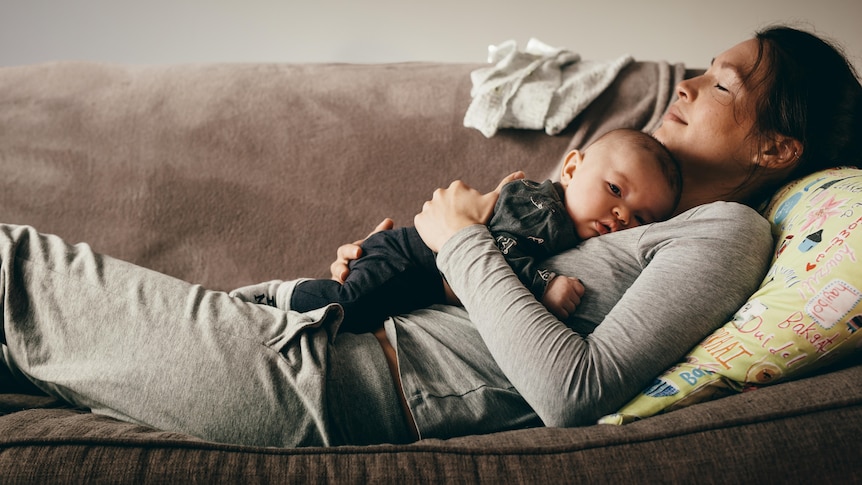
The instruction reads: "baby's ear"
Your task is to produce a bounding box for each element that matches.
[559,150,583,186]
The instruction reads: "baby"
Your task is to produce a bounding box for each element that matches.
[231,128,681,330]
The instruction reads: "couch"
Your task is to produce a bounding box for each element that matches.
[1,59,860,483]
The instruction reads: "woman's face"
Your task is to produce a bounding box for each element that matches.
[653,38,766,178]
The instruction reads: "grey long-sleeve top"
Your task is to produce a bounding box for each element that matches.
[393,201,773,437]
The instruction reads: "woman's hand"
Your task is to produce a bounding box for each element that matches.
[329,218,394,283]
[414,171,524,253]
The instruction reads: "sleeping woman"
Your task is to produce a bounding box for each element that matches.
[2,25,861,446]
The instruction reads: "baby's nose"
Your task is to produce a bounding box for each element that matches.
[613,208,630,227]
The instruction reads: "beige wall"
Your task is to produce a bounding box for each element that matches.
[2,0,860,72]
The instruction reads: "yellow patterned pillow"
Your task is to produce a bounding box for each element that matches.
[600,167,862,424]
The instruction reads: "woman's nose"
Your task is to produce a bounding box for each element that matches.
[676,77,695,101]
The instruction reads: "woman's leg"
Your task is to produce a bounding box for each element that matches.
[0,224,353,447]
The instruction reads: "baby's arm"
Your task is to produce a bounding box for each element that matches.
[541,275,585,320]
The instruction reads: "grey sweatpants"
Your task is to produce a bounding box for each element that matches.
[0,225,411,447]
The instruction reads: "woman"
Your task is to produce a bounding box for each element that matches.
[1,26,860,447]
[335,27,862,433]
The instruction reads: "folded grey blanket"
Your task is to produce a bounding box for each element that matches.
[464,39,634,137]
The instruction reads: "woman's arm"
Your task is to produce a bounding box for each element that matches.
[434,202,773,426]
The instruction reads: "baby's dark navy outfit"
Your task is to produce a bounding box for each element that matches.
[290,179,581,332]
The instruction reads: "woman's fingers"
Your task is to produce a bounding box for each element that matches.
[330,244,359,283]
[478,171,524,220]
[360,218,394,244]
[330,218,395,282]
[493,171,526,195]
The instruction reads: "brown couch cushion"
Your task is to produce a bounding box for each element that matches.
[1,361,860,483]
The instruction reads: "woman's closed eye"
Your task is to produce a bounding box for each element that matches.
[711,79,737,105]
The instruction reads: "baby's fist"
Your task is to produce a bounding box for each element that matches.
[541,276,585,320]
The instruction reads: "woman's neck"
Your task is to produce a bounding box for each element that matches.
[674,171,751,215]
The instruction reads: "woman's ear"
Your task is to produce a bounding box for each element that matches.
[758,134,804,169]
[560,150,583,186]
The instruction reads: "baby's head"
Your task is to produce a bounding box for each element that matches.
[559,128,681,240]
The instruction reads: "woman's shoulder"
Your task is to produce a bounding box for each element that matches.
[675,201,770,234]
[678,200,765,222]
[644,201,772,250]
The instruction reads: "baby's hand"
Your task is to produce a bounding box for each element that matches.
[541,276,585,320]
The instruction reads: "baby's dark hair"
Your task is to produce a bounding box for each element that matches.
[596,128,683,210]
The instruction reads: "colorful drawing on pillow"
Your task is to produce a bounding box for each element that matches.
[770,175,853,227]
[642,378,680,398]
[744,359,782,383]
[599,167,862,425]
[773,191,802,227]
[776,234,794,256]
[731,299,768,328]
[797,229,822,252]
[805,279,861,329]
[799,194,847,233]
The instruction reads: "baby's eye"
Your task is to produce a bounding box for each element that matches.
[608,183,621,196]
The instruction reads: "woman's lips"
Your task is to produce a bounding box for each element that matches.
[664,105,687,125]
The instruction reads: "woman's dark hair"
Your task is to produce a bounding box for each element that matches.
[749,26,862,189]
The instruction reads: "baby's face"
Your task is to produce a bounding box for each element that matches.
[561,141,676,240]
